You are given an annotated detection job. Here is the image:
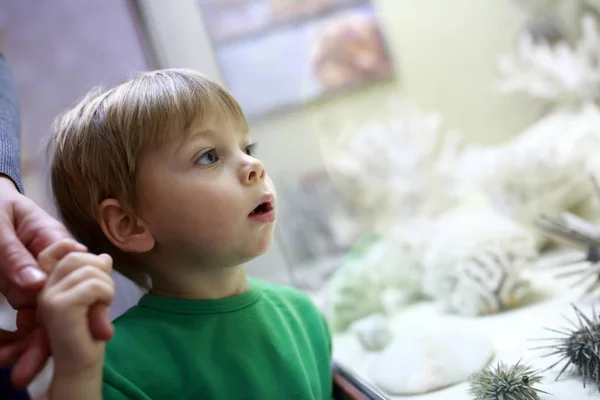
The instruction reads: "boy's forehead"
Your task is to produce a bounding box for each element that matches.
[163,118,249,154]
[188,117,249,139]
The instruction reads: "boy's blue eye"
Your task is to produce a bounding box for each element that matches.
[245,143,257,157]
[196,150,218,165]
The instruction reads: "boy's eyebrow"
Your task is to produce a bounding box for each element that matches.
[177,126,250,152]
[179,129,215,149]
[189,128,215,139]
[173,129,212,156]
[189,127,249,141]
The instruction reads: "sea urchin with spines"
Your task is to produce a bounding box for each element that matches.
[535,304,600,391]
[468,360,546,400]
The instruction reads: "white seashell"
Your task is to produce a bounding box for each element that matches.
[422,209,537,316]
[349,313,392,351]
[369,319,494,395]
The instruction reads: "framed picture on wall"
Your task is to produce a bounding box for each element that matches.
[197,0,394,118]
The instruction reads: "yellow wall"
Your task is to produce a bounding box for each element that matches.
[377,0,548,143]
[138,0,548,281]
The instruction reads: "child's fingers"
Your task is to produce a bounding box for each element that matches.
[88,304,114,341]
[45,252,112,287]
[64,278,115,309]
[37,238,88,274]
[40,271,115,320]
[47,264,114,294]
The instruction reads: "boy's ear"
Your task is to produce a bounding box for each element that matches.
[98,199,155,253]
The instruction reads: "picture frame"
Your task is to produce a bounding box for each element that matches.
[197,0,394,119]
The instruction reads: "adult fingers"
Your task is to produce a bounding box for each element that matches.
[16,308,37,333]
[10,328,50,389]
[0,233,83,309]
[0,338,27,368]
[0,222,46,295]
[0,281,38,309]
[0,329,24,367]
[0,184,75,307]
[12,197,72,259]
[37,239,88,276]
[0,329,21,344]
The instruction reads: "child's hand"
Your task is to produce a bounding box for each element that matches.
[38,240,115,378]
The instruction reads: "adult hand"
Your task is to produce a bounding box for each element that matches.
[0,176,112,388]
[0,177,69,308]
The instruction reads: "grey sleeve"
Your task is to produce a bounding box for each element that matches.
[0,52,22,193]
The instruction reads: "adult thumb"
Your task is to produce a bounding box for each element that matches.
[0,224,46,295]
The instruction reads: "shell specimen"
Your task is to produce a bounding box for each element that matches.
[349,313,392,351]
[468,360,546,400]
[327,207,539,326]
[422,209,538,316]
[536,305,600,391]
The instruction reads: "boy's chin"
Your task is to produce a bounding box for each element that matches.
[245,236,274,260]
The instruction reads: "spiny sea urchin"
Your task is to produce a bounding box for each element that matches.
[534,304,600,391]
[533,176,600,298]
[468,360,546,400]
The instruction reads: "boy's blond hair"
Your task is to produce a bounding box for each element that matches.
[49,69,248,288]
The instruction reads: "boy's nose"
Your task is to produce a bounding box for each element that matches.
[240,159,266,185]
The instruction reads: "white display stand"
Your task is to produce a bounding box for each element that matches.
[329,270,600,399]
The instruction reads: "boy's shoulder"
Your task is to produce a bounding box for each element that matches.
[250,277,300,295]
[251,279,329,335]
[250,278,319,309]
[107,278,325,344]
[109,278,321,323]
[104,303,156,354]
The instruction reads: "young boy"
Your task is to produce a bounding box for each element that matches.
[38,69,333,399]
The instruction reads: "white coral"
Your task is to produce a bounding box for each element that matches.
[455,104,600,232]
[327,202,539,324]
[324,100,467,232]
[498,14,600,107]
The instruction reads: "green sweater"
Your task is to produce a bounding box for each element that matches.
[103,279,333,399]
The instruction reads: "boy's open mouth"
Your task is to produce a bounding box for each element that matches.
[249,201,273,216]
